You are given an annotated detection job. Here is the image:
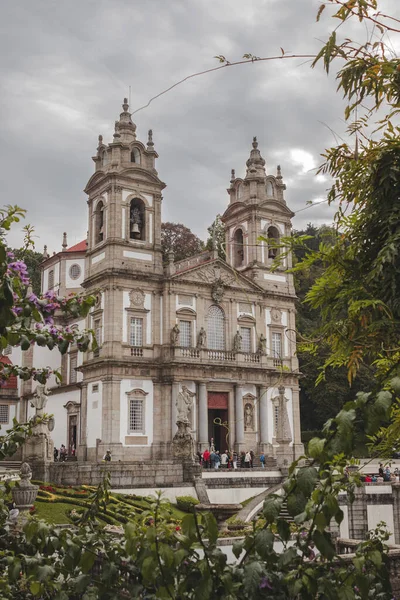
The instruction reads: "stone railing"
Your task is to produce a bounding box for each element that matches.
[174,251,213,273]
[208,350,236,361]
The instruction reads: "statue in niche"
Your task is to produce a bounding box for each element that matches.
[244,403,254,430]
[176,385,195,423]
[233,330,242,353]
[257,333,267,356]
[31,383,51,416]
[272,385,292,444]
[197,327,207,349]
[171,324,180,346]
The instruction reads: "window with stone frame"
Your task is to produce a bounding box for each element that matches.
[69,354,78,384]
[94,200,105,244]
[179,320,192,347]
[130,317,143,347]
[240,326,252,353]
[267,226,280,259]
[48,269,54,290]
[94,318,101,346]
[207,305,225,350]
[272,332,282,359]
[127,389,147,434]
[0,405,9,424]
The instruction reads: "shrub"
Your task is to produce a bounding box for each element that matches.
[175,495,199,512]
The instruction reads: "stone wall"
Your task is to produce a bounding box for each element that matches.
[48,460,185,488]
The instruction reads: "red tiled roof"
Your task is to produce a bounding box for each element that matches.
[66,240,87,252]
[0,356,17,390]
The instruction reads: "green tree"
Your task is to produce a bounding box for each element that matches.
[11,248,42,296]
[205,214,226,260]
[161,222,205,263]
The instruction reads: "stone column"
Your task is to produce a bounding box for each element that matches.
[101,377,123,458]
[392,483,400,544]
[348,484,368,541]
[259,385,273,455]
[198,382,208,450]
[291,385,304,459]
[235,384,245,450]
[171,381,180,438]
[78,383,88,461]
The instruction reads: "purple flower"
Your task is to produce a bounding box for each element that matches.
[259,577,272,590]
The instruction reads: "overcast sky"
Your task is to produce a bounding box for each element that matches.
[1,0,398,253]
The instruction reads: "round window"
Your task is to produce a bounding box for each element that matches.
[69,264,81,280]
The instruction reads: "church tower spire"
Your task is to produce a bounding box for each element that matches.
[222,138,295,295]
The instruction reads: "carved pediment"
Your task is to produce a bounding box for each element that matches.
[171,260,263,294]
[259,199,294,217]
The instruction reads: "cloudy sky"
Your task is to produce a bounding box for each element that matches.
[1,0,398,252]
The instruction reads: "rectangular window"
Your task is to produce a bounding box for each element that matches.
[130,317,143,347]
[92,384,99,393]
[48,270,54,290]
[272,332,282,358]
[179,320,192,348]
[94,319,101,346]
[0,405,9,424]
[240,327,252,353]
[129,398,144,432]
[69,354,78,384]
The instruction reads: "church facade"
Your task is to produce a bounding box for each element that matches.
[6,99,303,465]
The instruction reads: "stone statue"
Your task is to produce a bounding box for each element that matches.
[176,385,195,423]
[233,330,242,353]
[244,403,254,430]
[273,385,292,443]
[257,333,267,355]
[211,278,224,304]
[31,383,51,415]
[170,324,180,346]
[197,327,207,348]
[172,420,195,459]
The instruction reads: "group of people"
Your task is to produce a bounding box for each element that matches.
[353,464,400,483]
[53,444,68,462]
[197,448,266,470]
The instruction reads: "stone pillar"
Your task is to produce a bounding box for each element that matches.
[235,384,245,450]
[100,377,123,458]
[78,383,88,461]
[348,484,368,540]
[291,385,304,459]
[392,483,400,544]
[259,385,273,454]
[171,381,180,438]
[198,382,208,450]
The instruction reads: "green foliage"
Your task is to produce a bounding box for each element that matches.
[176,495,200,512]
[161,222,205,263]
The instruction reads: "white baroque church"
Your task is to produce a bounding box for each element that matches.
[4,99,303,466]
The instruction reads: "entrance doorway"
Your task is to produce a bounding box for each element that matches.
[207,392,229,451]
[68,415,77,456]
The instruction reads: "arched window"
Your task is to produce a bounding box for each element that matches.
[207,305,225,350]
[94,201,104,244]
[266,180,274,196]
[130,147,141,164]
[129,198,145,240]
[233,228,244,268]
[267,226,279,259]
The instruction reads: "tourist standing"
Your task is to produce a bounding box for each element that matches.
[203,448,210,468]
[232,451,238,470]
[250,450,255,468]
[260,453,265,468]
[244,451,251,468]
[221,451,228,468]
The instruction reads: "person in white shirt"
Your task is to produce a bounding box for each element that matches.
[245,451,251,468]
[221,451,228,468]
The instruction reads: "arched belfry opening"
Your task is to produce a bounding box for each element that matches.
[130,198,145,240]
[233,228,244,268]
[94,201,104,244]
[267,226,280,259]
[130,147,141,164]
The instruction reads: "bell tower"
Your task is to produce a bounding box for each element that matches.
[84,98,166,279]
[221,138,295,295]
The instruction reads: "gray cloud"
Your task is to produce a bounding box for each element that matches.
[1,0,397,251]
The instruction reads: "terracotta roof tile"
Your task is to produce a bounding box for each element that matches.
[66,240,87,252]
[0,356,17,389]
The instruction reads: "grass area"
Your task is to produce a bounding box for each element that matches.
[30,483,191,526]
